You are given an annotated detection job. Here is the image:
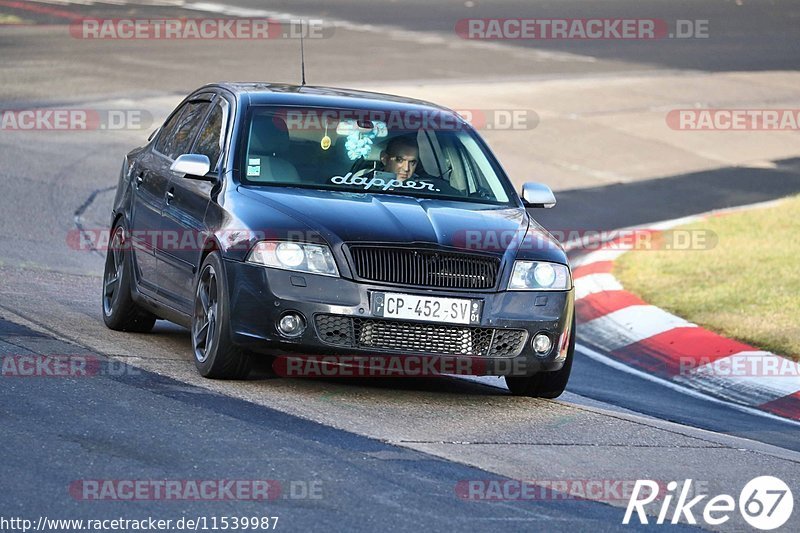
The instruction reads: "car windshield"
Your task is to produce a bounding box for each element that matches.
[239,106,514,205]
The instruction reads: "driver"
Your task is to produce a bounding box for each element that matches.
[380,136,419,182]
[351,134,462,196]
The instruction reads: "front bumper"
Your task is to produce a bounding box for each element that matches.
[224,259,574,376]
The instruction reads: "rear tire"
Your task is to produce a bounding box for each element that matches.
[191,252,251,379]
[102,224,157,333]
[506,314,575,398]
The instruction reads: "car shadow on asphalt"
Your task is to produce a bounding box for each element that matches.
[532,156,800,232]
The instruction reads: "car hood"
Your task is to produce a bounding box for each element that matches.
[235,186,566,264]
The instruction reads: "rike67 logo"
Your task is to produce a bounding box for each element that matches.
[624,477,794,530]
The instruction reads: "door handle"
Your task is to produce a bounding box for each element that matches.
[166,189,175,204]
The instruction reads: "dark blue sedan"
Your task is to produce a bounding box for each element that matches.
[102,83,575,397]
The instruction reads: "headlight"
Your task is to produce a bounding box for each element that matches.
[275,242,304,267]
[247,241,339,277]
[508,261,571,291]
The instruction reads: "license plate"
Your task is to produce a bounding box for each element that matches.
[371,292,481,325]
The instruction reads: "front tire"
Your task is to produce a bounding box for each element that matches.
[506,314,575,398]
[102,224,157,333]
[192,252,251,379]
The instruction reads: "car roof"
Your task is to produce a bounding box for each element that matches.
[196,82,456,114]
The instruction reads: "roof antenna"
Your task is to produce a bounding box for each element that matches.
[300,19,307,86]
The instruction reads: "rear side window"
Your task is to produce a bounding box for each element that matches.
[192,99,228,172]
[155,101,211,159]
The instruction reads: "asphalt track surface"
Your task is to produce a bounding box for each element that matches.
[218,0,800,72]
[3,320,651,532]
[1,1,799,531]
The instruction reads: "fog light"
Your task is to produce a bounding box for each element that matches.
[532,333,552,356]
[278,312,306,338]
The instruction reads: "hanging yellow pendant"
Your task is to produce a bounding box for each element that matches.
[321,122,331,150]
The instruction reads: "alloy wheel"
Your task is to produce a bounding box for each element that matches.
[102,227,125,317]
[193,264,219,363]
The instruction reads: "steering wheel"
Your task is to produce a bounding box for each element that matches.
[469,186,493,200]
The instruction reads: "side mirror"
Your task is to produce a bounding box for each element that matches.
[170,154,211,179]
[521,182,556,208]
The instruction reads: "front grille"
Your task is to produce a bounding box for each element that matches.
[315,314,527,357]
[347,246,500,289]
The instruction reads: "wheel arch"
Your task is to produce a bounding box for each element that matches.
[197,235,222,275]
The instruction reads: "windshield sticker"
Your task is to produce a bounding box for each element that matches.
[247,165,261,177]
[248,158,260,165]
[331,173,440,192]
